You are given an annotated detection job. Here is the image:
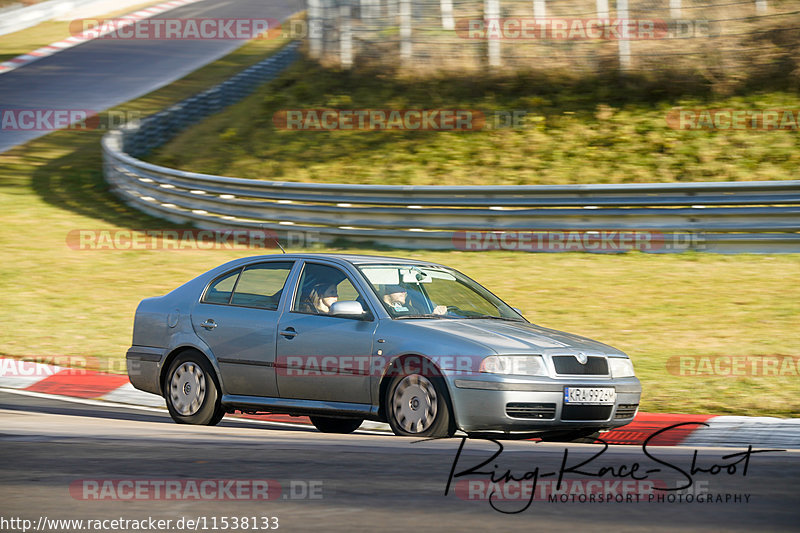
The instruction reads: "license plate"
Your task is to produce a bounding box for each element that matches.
[564,387,616,405]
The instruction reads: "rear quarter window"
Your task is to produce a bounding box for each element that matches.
[202,269,241,304]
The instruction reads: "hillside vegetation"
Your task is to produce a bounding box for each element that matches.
[150,59,800,185]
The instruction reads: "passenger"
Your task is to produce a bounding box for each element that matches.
[382,284,447,315]
[382,284,410,313]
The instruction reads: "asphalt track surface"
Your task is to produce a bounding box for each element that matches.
[0,390,798,532]
[0,0,303,153]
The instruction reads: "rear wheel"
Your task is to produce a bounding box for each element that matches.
[165,351,225,426]
[309,416,363,434]
[385,373,455,438]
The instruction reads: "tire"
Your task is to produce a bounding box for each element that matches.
[385,373,455,438]
[309,416,363,434]
[165,351,225,426]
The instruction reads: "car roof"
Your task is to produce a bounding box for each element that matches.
[235,252,445,267]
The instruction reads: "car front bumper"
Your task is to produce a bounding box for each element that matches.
[447,376,642,433]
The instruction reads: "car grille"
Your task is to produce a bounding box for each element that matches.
[561,405,613,421]
[614,403,639,419]
[552,355,609,375]
[506,402,557,419]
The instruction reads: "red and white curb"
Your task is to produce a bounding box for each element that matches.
[1,357,797,448]
[0,0,205,76]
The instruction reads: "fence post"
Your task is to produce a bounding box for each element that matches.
[372,0,382,18]
[616,0,631,69]
[533,0,546,18]
[308,0,322,59]
[321,0,333,56]
[596,0,609,19]
[485,0,500,67]
[441,0,455,30]
[340,1,353,68]
[399,0,412,63]
[670,0,681,19]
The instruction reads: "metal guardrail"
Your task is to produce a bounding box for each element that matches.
[102,42,800,253]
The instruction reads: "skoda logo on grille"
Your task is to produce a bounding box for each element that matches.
[576,352,588,365]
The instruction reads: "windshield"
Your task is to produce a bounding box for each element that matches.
[358,264,525,321]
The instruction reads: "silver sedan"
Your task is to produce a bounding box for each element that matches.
[127,253,641,439]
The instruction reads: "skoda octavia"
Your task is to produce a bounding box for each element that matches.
[127,253,641,439]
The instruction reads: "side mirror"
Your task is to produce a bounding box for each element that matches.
[512,307,524,317]
[330,301,365,317]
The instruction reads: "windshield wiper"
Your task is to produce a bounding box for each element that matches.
[461,315,525,322]
[395,314,450,320]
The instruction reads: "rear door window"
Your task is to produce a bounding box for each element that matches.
[230,262,294,310]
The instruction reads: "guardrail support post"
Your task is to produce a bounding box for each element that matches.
[596,0,609,19]
[340,1,353,68]
[441,0,455,30]
[485,0,500,67]
[533,0,546,19]
[399,0,412,63]
[670,0,681,19]
[308,0,323,58]
[616,0,631,70]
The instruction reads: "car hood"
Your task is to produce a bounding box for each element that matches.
[405,319,626,356]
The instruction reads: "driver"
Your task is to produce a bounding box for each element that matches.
[382,284,447,315]
[302,283,338,314]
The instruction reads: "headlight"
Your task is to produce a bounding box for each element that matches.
[480,355,547,376]
[609,357,635,378]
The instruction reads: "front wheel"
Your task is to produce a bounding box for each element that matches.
[309,416,363,434]
[385,373,455,438]
[165,351,225,426]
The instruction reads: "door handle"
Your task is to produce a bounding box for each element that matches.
[201,319,217,330]
[279,327,297,339]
